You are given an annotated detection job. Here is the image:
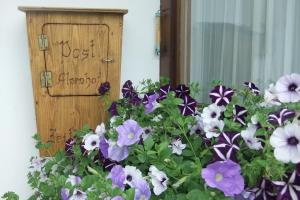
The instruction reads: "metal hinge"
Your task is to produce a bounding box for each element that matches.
[40,71,52,88]
[38,34,48,50]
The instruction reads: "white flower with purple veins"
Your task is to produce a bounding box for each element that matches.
[29,157,43,172]
[69,189,87,200]
[149,165,168,196]
[124,166,143,187]
[82,134,100,151]
[116,119,143,147]
[95,123,106,137]
[204,120,224,138]
[274,73,300,103]
[273,170,300,200]
[241,124,262,150]
[270,123,300,163]
[66,175,81,186]
[190,115,204,135]
[201,104,225,124]
[169,138,186,155]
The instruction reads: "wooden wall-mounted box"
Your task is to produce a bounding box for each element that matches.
[19,6,127,156]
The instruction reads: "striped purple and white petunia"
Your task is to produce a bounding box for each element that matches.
[273,170,300,200]
[268,108,296,126]
[209,85,234,106]
[213,132,240,162]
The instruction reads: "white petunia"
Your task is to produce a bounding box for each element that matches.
[66,175,81,186]
[270,123,300,163]
[142,127,152,141]
[203,120,224,138]
[124,166,143,187]
[261,84,281,107]
[152,114,163,122]
[169,139,186,155]
[190,115,204,135]
[201,104,225,124]
[149,165,168,196]
[95,123,106,137]
[69,189,87,200]
[83,134,100,151]
[241,124,262,150]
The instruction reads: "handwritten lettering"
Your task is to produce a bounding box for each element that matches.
[58,40,96,63]
[58,72,101,88]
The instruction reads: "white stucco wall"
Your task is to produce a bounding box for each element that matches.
[0,0,159,198]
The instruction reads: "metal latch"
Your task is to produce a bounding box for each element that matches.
[40,71,52,88]
[38,34,48,50]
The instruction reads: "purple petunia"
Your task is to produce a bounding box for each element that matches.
[175,84,190,98]
[143,93,159,114]
[244,82,260,95]
[98,81,110,96]
[249,178,276,200]
[213,132,240,162]
[108,102,119,116]
[273,170,300,200]
[107,140,129,162]
[233,105,248,126]
[60,188,69,200]
[65,138,76,156]
[201,160,244,197]
[122,80,134,98]
[116,119,143,147]
[178,95,197,116]
[209,85,234,106]
[107,165,126,190]
[158,84,172,101]
[268,108,296,126]
[111,196,124,200]
[129,92,142,106]
[132,179,151,200]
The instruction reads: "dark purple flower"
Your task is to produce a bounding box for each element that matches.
[273,171,300,200]
[159,84,172,101]
[100,138,109,159]
[244,82,260,95]
[209,85,234,106]
[268,108,296,126]
[108,102,119,116]
[129,92,142,106]
[201,160,245,197]
[213,132,240,162]
[65,138,76,156]
[233,105,248,126]
[178,95,197,116]
[122,80,134,98]
[98,81,110,96]
[249,178,276,200]
[107,165,126,190]
[297,164,300,177]
[175,84,190,98]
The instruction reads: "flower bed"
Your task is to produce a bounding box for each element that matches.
[3,74,300,200]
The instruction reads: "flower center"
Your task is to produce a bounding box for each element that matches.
[126,175,132,182]
[215,172,223,182]
[195,129,202,135]
[288,136,299,146]
[145,129,150,134]
[288,83,298,92]
[76,190,82,196]
[211,112,217,118]
[139,195,146,200]
[91,141,97,146]
[128,133,135,139]
[161,177,166,184]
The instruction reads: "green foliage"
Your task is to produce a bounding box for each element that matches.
[4,77,300,199]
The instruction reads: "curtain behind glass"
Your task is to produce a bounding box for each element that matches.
[190,0,300,102]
